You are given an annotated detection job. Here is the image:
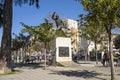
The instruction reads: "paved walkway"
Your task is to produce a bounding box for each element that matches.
[0,62,120,80]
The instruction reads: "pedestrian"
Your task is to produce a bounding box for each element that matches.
[72,49,77,62]
[102,51,110,67]
[39,54,42,62]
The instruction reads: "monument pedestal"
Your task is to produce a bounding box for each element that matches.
[52,37,72,62]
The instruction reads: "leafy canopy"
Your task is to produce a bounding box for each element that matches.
[78,0,120,34]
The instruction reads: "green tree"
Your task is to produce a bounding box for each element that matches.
[78,14,104,63]
[21,19,55,50]
[0,0,39,74]
[77,0,120,80]
[21,19,66,50]
[21,19,66,68]
[12,33,31,63]
[11,36,22,51]
[11,36,23,63]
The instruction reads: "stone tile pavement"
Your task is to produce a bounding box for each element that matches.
[0,62,120,80]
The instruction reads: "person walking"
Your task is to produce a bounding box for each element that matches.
[106,51,110,67]
[102,51,110,67]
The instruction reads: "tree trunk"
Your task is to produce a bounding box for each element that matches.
[108,33,115,80]
[84,50,87,61]
[87,41,90,61]
[51,52,56,66]
[44,48,47,69]
[95,41,98,64]
[0,0,13,74]
[44,42,47,69]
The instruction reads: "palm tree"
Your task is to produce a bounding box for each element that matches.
[0,0,39,74]
[0,0,13,74]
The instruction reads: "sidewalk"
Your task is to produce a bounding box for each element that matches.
[0,62,120,80]
[77,61,102,67]
[47,64,120,80]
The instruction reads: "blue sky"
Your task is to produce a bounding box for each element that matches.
[0,0,85,45]
[0,0,120,46]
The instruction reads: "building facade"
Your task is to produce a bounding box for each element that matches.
[63,19,80,52]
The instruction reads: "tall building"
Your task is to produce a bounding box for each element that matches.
[63,19,80,52]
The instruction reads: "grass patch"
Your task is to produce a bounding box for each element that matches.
[1,70,23,75]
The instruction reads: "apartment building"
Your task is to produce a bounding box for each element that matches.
[63,19,80,52]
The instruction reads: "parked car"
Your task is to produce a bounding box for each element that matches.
[113,52,120,62]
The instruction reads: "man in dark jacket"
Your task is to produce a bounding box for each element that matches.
[102,51,110,67]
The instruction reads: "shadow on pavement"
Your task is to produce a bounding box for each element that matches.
[12,63,44,69]
[50,70,108,80]
[117,74,120,75]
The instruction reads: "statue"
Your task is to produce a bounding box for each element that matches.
[52,12,64,28]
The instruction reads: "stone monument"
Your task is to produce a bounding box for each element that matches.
[52,37,72,62]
